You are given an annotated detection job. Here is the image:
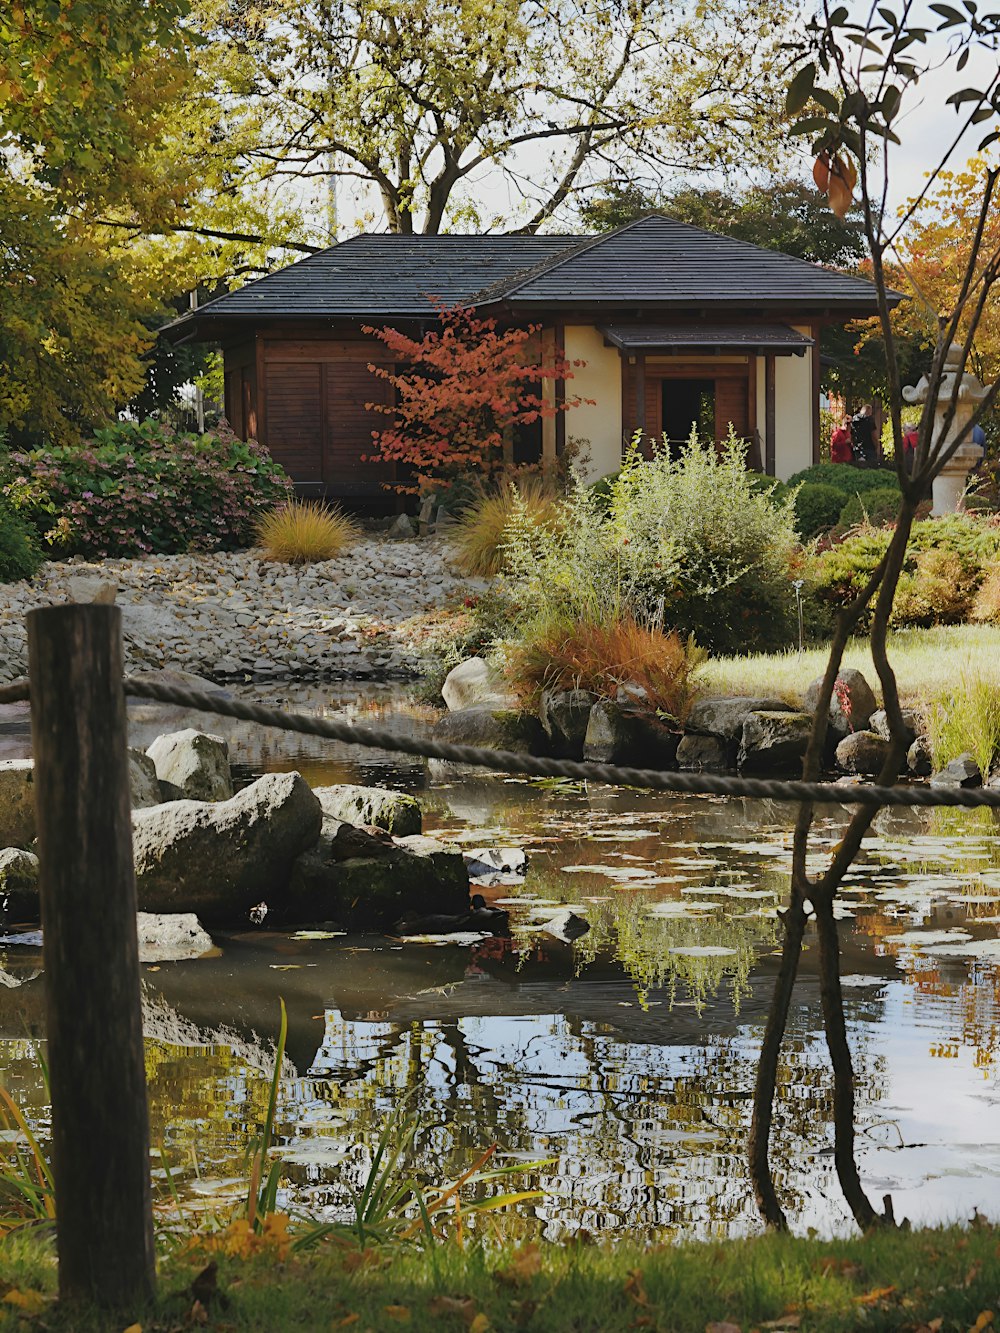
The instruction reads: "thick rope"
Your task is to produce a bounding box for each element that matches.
[118,678,1000,810]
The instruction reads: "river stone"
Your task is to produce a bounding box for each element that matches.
[312,783,422,836]
[675,733,729,771]
[0,848,39,919]
[131,771,323,919]
[0,761,35,848]
[835,730,891,776]
[441,657,515,712]
[582,702,679,769]
[686,697,793,743]
[907,736,933,777]
[738,711,813,776]
[146,728,234,803]
[432,707,544,754]
[389,512,415,538]
[804,669,877,737]
[129,749,161,809]
[136,912,214,963]
[287,826,468,929]
[930,753,982,788]
[869,708,923,744]
[539,688,596,756]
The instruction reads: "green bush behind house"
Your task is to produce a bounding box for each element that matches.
[786,462,901,496]
[793,482,846,538]
[835,485,902,533]
[493,430,800,655]
[2,419,291,559]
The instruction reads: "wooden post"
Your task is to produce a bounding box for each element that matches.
[27,605,155,1310]
[765,353,777,477]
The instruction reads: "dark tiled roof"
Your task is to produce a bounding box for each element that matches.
[599,323,814,354]
[183,233,574,321]
[498,215,888,308]
[170,214,890,334]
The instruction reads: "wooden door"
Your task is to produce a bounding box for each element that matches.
[263,362,323,483]
[322,361,395,496]
[714,376,749,443]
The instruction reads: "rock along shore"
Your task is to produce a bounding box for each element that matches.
[0,537,481,684]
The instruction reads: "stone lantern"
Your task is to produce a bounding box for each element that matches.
[902,343,990,514]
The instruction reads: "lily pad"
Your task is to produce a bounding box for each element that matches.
[667,945,739,958]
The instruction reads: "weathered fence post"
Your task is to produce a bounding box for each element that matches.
[27,605,155,1309]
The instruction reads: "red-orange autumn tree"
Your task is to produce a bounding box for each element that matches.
[363,303,588,493]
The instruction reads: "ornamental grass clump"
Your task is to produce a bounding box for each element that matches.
[926,670,1000,778]
[256,499,359,564]
[451,476,561,577]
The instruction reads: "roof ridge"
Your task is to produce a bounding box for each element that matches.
[477,217,649,302]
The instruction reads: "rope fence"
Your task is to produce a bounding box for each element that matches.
[6,670,1000,810]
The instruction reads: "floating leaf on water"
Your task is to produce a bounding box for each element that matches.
[685,886,775,900]
[292,930,347,940]
[667,945,739,958]
[398,932,490,947]
[886,930,973,948]
[563,865,655,879]
[280,1140,351,1167]
[645,901,718,919]
[921,939,1000,960]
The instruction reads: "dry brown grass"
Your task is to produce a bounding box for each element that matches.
[451,477,561,577]
[255,499,360,564]
[505,614,700,722]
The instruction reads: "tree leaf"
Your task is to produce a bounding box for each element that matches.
[786,62,817,114]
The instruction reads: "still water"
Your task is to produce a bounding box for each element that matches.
[1,684,999,1240]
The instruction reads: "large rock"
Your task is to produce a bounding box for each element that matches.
[146,729,234,803]
[675,733,728,771]
[432,707,544,754]
[582,702,679,769]
[686,697,793,743]
[441,657,515,712]
[131,771,323,919]
[907,736,933,777]
[930,753,982,788]
[0,848,39,919]
[136,912,214,963]
[539,688,596,757]
[129,749,162,809]
[287,823,468,929]
[0,761,35,848]
[804,669,877,737]
[738,711,813,776]
[313,783,422,836]
[835,730,891,777]
[869,708,923,745]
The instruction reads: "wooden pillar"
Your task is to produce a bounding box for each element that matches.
[27,605,155,1311]
[554,322,566,459]
[810,327,822,465]
[634,353,647,439]
[765,353,776,477]
[541,327,557,476]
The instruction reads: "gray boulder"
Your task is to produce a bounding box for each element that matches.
[441,657,515,712]
[146,728,234,803]
[0,848,39,919]
[675,733,729,771]
[869,708,923,745]
[131,771,323,919]
[738,711,814,776]
[0,761,35,849]
[804,669,877,737]
[930,753,982,788]
[389,512,415,538]
[287,824,468,930]
[539,688,596,756]
[835,730,891,776]
[582,702,678,769]
[907,736,933,777]
[313,783,422,836]
[136,913,214,963]
[432,707,544,754]
[129,749,162,809]
[686,697,793,743]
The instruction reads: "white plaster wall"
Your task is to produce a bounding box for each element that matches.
[563,325,622,482]
[754,333,816,480]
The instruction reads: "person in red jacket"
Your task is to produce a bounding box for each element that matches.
[830,416,854,464]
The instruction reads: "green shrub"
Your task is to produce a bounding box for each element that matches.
[495,430,800,656]
[3,419,291,558]
[836,486,901,533]
[0,499,41,583]
[451,477,562,576]
[793,482,846,538]
[748,473,790,506]
[786,463,900,496]
[810,513,1000,631]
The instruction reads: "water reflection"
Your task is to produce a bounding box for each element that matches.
[0,683,998,1238]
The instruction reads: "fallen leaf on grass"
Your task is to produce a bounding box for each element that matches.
[970,1313,995,1332]
[469,1316,491,1333]
[335,1316,360,1328]
[624,1270,649,1307]
[761,1318,800,1331]
[3,1288,47,1315]
[706,1322,742,1332]
[496,1244,541,1286]
[384,1305,411,1321]
[855,1286,896,1307]
[122,1325,143,1333]
[428,1295,478,1325]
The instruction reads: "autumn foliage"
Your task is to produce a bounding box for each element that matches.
[363,303,588,493]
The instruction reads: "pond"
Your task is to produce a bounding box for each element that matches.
[1,683,999,1242]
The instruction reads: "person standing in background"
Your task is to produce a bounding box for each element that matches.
[830,415,854,463]
[851,403,879,467]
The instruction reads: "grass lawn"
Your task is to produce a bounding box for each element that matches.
[1,1224,998,1331]
[699,623,1000,709]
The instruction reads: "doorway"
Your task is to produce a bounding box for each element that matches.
[662,377,715,447]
